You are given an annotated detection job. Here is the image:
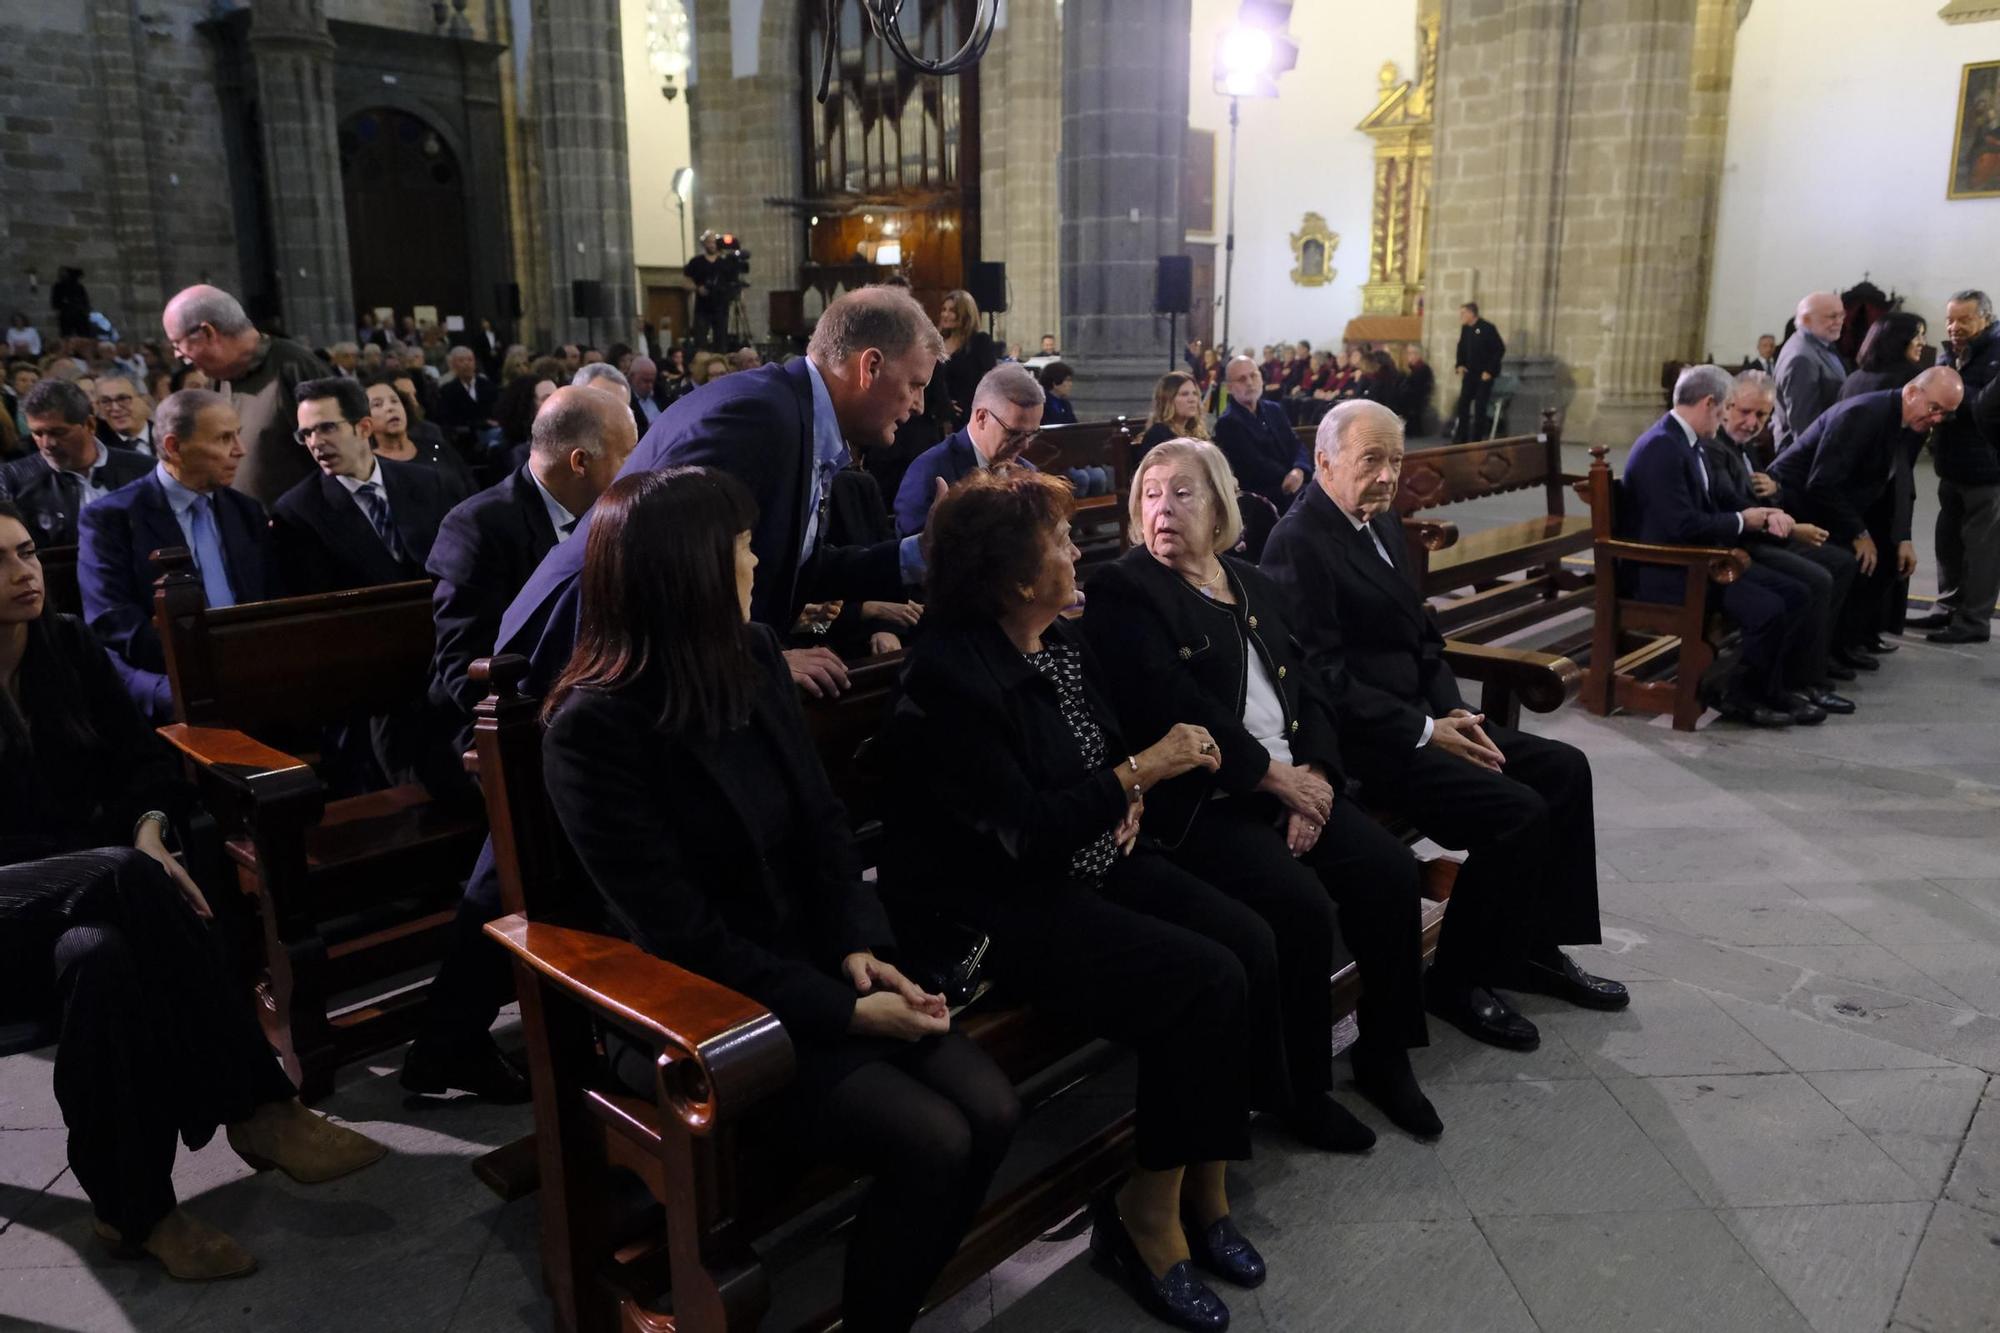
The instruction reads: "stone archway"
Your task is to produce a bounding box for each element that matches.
[338,106,474,325]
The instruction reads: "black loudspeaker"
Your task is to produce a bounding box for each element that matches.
[570,279,610,320]
[968,261,1008,314]
[1154,255,1193,315]
[494,282,522,319]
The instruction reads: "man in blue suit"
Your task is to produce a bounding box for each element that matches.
[892,362,1043,537]
[78,388,280,722]
[1212,354,1310,511]
[1622,365,1822,728]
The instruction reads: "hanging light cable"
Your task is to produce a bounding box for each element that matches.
[815,0,999,103]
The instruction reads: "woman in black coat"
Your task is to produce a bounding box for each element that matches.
[538,467,1016,1333]
[937,288,999,429]
[1081,439,1440,1145]
[0,502,384,1282]
[889,470,1269,1332]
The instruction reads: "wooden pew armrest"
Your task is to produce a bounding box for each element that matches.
[1400,516,1460,551]
[155,723,323,819]
[1597,538,1750,585]
[1441,640,1583,714]
[484,914,795,1134]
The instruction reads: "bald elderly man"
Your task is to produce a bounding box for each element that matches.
[162,284,332,505]
[1262,399,1625,1055]
[1772,291,1848,452]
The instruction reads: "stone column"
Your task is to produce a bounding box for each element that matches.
[980,0,1063,353]
[528,0,638,348]
[87,0,165,331]
[246,0,352,347]
[1060,0,1191,420]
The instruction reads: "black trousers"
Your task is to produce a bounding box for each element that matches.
[0,849,294,1240]
[415,839,513,1053]
[1172,796,1429,1068]
[1349,725,1602,988]
[1718,561,1815,699]
[1451,377,1493,442]
[977,850,1255,1170]
[1747,536,1856,683]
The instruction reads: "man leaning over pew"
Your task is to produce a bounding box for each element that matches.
[1261,400,1626,1055]
[79,388,280,723]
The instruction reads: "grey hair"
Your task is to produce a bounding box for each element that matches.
[21,378,92,425]
[1948,289,1994,323]
[572,362,630,392]
[156,387,228,444]
[1730,368,1776,402]
[164,285,253,338]
[1674,364,1734,408]
[807,285,947,367]
[330,341,359,358]
[530,390,609,461]
[446,344,476,362]
[628,355,656,375]
[971,362,1045,413]
[1314,399,1403,467]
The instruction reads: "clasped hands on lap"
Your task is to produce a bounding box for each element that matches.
[844,950,952,1040]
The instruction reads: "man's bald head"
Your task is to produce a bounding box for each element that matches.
[163,284,260,380]
[1796,291,1844,343]
[1902,366,1964,433]
[532,385,632,463]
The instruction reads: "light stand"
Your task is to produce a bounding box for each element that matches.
[1222,95,1241,354]
[1213,5,1298,355]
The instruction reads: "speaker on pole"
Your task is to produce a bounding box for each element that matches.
[1154,256,1193,314]
[968,261,1008,315]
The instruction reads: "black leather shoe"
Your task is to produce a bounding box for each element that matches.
[1715,694,1793,728]
[1183,1214,1266,1289]
[1773,691,1827,726]
[1861,636,1898,654]
[1351,1049,1443,1139]
[1284,1092,1376,1153]
[1908,611,1952,631]
[1805,687,1856,715]
[1498,950,1631,1012]
[1426,983,1541,1051]
[1927,626,1991,644]
[401,1034,532,1104]
[1831,648,1881,672]
[1089,1195,1230,1331]
[1824,661,1857,681]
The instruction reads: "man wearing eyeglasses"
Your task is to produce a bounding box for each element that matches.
[270,377,453,595]
[91,374,156,457]
[892,362,1045,537]
[162,284,333,506]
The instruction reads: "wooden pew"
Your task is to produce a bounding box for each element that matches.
[148,550,485,1101]
[1023,417,1137,567]
[38,543,80,616]
[1574,444,1750,731]
[1295,409,1593,642]
[473,625,1583,1331]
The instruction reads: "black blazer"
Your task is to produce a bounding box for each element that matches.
[1260,482,1464,768]
[541,627,894,1045]
[427,465,561,739]
[0,446,152,547]
[1080,545,1342,846]
[1212,398,1308,508]
[77,471,280,722]
[1767,389,1915,544]
[885,616,1132,915]
[271,458,451,594]
[431,374,498,438]
[1455,319,1506,378]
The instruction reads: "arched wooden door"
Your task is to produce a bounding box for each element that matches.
[339,107,473,323]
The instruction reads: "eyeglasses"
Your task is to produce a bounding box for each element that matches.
[94,394,135,409]
[997,424,1040,451]
[166,323,211,358]
[293,420,356,445]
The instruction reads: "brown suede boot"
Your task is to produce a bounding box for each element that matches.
[226,1099,387,1184]
[94,1209,257,1281]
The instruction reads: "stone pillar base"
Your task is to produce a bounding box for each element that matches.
[1591,393,1669,448]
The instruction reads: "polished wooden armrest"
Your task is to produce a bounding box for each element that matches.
[1440,640,1583,714]
[484,914,794,1134]
[155,723,322,804]
[1399,516,1460,551]
[1597,538,1749,584]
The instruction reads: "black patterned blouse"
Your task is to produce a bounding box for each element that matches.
[1021,641,1121,886]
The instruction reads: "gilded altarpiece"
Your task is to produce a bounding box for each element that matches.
[1355,2,1438,325]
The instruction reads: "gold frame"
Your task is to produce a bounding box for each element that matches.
[1949,59,2000,199]
[1289,213,1338,287]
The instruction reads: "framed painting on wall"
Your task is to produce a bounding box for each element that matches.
[1950,60,2000,199]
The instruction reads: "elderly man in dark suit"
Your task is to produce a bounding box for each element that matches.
[1624,364,1822,727]
[1260,399,1624,1054]
[1212,353,1310,513]
[892,362,1043,536]
[78,389,279,722]
[5,379,151,546]
[427,385,636,754]
[431,345,498,447]
[1915,291,2000,644]
[1770,370,1962,655]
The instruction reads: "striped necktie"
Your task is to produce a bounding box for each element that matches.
[354,481,409,565]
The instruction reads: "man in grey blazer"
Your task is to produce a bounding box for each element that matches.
[1773,291,1848,451]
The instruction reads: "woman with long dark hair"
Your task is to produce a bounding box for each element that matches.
[0,501,384,1282]
[1840,311,1929,400]
[540,468,1017,1333]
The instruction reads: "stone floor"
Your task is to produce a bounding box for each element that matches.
[4,453,1998,1332]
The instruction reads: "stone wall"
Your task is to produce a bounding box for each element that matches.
[977,0,1063,355]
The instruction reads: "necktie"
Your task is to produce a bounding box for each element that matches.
[185,494,237,608]
[1364,519,1396,569]
[55,470,86,523]
[355,482,409,565]
[1693,444,1712,496]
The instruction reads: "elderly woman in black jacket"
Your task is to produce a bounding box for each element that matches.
[890,470,1281,1332]
[1082,438,1440,1146]
[0,501,384,1283]
[539,467,1016,1333]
